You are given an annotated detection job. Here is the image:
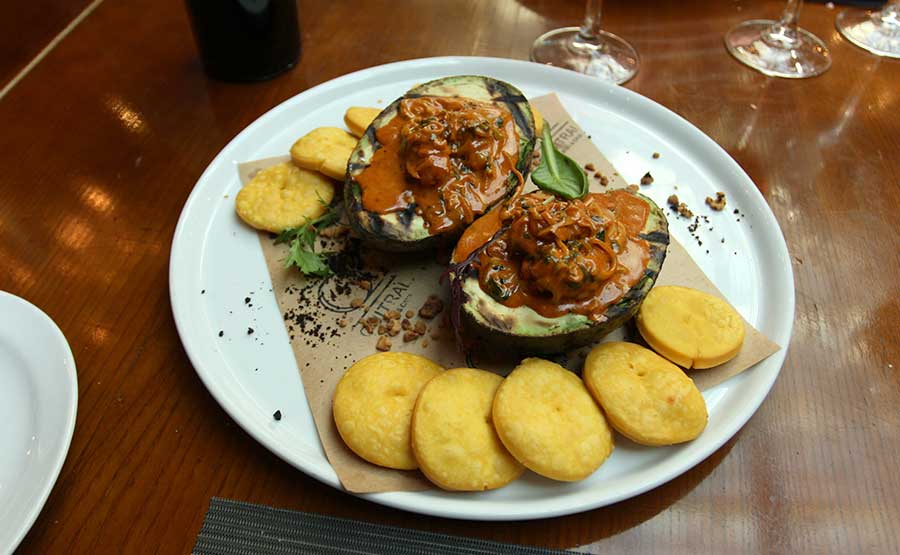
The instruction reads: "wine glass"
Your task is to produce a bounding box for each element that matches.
[836,0,900,58]
[530,0,639,84]
[724,0,831,78]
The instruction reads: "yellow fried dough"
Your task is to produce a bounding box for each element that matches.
[333,352,444,470]
[235,162,335,233]
[584,342,707,446]
[492,358,613,481]
[636,285,745,369]
[344,107,382,138]
[290,127,358,180]
[411,368,523,491]
[531,104,544,136]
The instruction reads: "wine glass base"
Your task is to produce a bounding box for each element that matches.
[530,27,639,85]
[725,19,831,78]
[836,8,900,58]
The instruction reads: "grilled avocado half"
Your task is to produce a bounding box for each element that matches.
[344,75,537,252]
[449,192,670,355]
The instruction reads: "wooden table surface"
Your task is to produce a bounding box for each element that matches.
[3,0,898,552]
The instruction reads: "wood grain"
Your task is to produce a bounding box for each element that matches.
[2,0,898,553]
[0,0,95,90]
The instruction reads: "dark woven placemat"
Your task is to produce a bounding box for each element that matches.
[193,497,571,555]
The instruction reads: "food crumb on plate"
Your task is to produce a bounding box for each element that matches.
[376,336,392,351]
[705,192,727,211]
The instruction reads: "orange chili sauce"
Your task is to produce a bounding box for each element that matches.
[356,96,520,235]
[454,190,651,321]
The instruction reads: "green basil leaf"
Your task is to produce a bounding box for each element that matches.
[531,125,589,200]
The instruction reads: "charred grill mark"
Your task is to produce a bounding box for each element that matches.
[397,203,417,227]
[640,230,670,245]
[367,211,384,234]
[484,79,534,143]
[363,122,379,149]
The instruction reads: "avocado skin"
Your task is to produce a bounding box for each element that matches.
[452,192,669,355]
[344,75,536,253]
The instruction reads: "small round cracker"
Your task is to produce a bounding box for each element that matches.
[584,342,707,446]
[492,358,613,481]
[290,127,358,180]
[235,162,335,233]
[411,368,523,491]
[636,285,745,369]
[333,352,444,470]
[344,107,381,138]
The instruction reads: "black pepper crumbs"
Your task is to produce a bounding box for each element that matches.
[273,410,282,421]
[280,237,381,348]
[201,289,206,294]
[247,327,254,335]
[218,330,224,337]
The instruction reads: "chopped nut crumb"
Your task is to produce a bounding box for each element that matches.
[668,194,693,218]
[361,318,377,333]
[418,295,444,319]
[705,191,727,211]
[626,184,639,193]
[377,324,388,335]
[375,336,392,351]
[358,279,372,291]
[403,331,419,343]
[652,152,660,159]
[350,297,364,308]
[385,309,401,320]
[388,319,401,336]
[405,310,415,319]
[584,163,596,171]
[414,320,427,335]
[640,172,654,185]
[337,318,348,328]
[401,318,412,331]
[599,175,609,186]
[421,339,429,348]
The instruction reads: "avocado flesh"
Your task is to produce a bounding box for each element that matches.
[344,75,536,252]
[452,192,669,355]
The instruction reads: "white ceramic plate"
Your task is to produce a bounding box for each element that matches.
[0,292,77,552]
[170,57,794,520]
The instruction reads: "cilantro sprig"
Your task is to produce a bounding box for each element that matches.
[274,206,340,278]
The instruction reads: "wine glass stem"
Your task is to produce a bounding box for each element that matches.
[764,0,804,46]
[579,0,604,41]
[778,0,803,29]
[881,0,900,22]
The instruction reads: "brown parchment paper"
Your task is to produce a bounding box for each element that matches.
[239,93,781,494]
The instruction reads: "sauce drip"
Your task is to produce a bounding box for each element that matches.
[468,190,651,321]
[356,96,521,235]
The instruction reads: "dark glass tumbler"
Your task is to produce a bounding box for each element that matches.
[185,0,301,82]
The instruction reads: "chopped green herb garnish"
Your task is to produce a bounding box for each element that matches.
[274,206,340,278]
